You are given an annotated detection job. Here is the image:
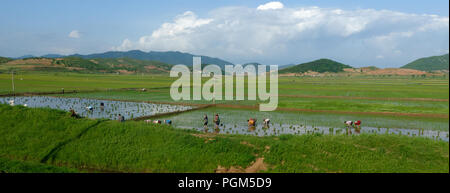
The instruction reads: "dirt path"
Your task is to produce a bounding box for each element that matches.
[215,141,270,173]
[144,88,449,102]
[215,104,449,119]
[215,157,268,173]
[279,94,449,102]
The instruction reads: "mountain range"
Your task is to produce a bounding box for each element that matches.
[3,51,449,74]
[0,57,172,74]
[13,50,233,69]
[71,50,234,69]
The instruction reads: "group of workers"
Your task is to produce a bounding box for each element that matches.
[70,102,105,118]
[203,114,222,129]
[145,119,172,125]
[247,118,271,128]
[202,114,271,130]
[201,114,363,134]
[344,120,362,134]
[85,103,105,112]
[69,104,364,134]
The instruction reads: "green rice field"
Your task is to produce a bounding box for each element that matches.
[0,72,448,172]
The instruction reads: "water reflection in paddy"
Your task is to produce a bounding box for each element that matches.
[178,123,449,142]
[0,96,193,120]
[1,96,447,142]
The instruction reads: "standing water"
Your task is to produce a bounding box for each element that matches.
[1,96,447,142]
[177,122,449,142]
[0,96,194,120]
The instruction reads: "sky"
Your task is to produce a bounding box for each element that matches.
[0,0,448,67]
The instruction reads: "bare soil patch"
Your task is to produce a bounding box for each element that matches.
[215,157,268,173]
[366,68,427,76]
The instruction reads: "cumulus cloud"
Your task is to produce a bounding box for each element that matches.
[113,4,449,67]
[257,1,284,10]
[68,30,81,38]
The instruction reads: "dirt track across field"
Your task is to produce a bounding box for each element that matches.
[215,104,449,119]
[279,94,449,102]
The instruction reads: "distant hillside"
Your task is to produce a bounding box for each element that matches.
[90,58,172,74]
[241,62,262,68]
[0,57,172,74]
[14,55,35,59]
[401,54,449,71]
[279,63,296,69]
[70,50,234,68]
[279,59,353,74]
[362,66,379,71]
[41,54,65,58]
[0,57,12,64]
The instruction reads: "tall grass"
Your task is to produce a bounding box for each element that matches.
[0,157,78,173]
[0,105,97,161]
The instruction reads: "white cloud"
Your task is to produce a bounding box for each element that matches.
[114,39,133,51]
[68,30,80,38]
[113,5,449,67]
[113,11,212,51]
[257,1,284,10]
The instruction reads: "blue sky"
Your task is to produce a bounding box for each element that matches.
[0,0,448,67]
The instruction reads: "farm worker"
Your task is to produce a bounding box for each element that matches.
[100,102,105,110]
[248,118,257,127]
[263,118,270,127]
[344,121,353,135]
[344,121,353,127]
[354,120,362,133]
[354,120,361,127]
[214,114,220,129]
[203,114,208,128]
[118,114,125,122]
[165,120,172,125]
[70,109,79,118]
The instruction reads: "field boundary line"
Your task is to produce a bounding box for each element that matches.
[279,94,449,102]
[48,95,207,107]
[0,87,171,97]
[132,104,214,121]
[215,104,449,119]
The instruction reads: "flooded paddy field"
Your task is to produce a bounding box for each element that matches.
[160,107,449,142]
[1,96,448,142]
[177,123,449,142]
[0,96,194,120]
